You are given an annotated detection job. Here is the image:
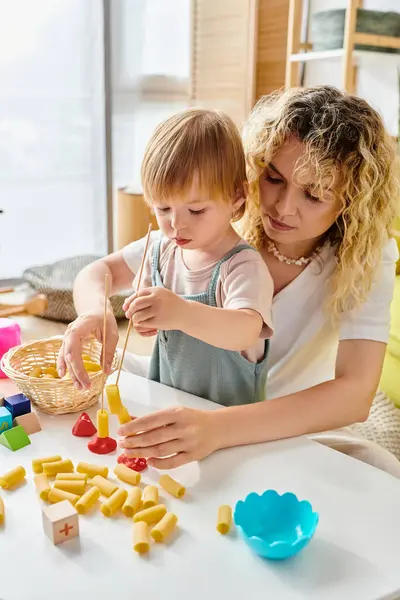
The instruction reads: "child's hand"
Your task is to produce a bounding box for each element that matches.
[123,287,188,331]
[133,323,158,337]
[117,407,220,469]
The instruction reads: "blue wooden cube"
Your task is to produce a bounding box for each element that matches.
[0,407,12,432]
[4,393,31,419]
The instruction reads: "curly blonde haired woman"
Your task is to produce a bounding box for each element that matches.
[59,86,400,476]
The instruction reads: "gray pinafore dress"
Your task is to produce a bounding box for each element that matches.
[148,240,269,406]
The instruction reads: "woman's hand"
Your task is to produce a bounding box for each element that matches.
[123,287,189,332]
[118,407,220,469]
[57,309,119,390]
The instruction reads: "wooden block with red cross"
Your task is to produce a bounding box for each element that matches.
[42,500,79,545]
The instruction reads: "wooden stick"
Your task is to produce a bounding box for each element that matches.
[116,224,152,386]
[101,273,109,411]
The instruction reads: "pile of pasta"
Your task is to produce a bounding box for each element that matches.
[0,456,233,553]
[29,355,101,380]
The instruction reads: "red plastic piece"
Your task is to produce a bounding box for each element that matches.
[72,412,97,437]
[117,454,148,472]
[88,435,117,455]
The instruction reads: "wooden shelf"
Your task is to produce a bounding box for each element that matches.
[290,47,400,63]
[285,0,400,94]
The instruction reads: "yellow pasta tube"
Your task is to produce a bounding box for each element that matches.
[217,505,232,534]
[43,459,74,477]
[75,486,100,514]
[0,496,4,525]
[122,487,142,517]
[142,485,159,509]
[158,474,185,498]
[34,473,51,500]
[101,488,128,517]
[117,406,132,425]
[55,472,87,482]
[81,354,91,362]
[91,475,118,497]
[133,504,167,525]
[32,455,62,474]
[48,487,79,506]
[114,464,141,486]
[97,409,109,438]
[133,521,150,554]
[151,513,178,543]
[76,462,108,478]
[42,366,58,378]
[105,384,123,414]
[0,466,26,489]
[83,360,101,372]
[29,366,42,378]
[54,480,86,495]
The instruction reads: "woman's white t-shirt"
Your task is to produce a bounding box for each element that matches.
[122,232,398,400]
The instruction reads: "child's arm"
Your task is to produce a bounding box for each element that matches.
[127,252,273,351]
[182,303,263,351]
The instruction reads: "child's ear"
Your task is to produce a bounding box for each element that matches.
[232,181,248,211]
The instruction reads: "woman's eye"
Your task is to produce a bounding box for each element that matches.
[189,209,205,216]
[305,191,322,203]
[265,174,282,185]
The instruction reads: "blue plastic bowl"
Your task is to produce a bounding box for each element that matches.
[234,490,319,560]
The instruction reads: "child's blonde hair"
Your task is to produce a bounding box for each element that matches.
[241,85,400,317]
[141,108,247,220]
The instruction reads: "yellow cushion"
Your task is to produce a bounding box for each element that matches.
[380,350,400,407]
[388,278,400,359]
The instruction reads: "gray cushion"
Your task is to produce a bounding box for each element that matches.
[23,255,132,323]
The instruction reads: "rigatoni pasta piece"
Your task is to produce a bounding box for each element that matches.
[76,462,108,478]
[142,485,158,509]
[158,474,185,498]
[0,466,26,489]
[32,455,62,474]
[34,473,51,500]
[101,488,128,517]
[75,486,100,514]
[43,459,74,477]
[0,496,4,525]
[151,513,178,543]
[105,384,123,414]
[133,521,150,554]
[54,480,86,495]
[216,505,232,534]
[48,488,79,506]
[55,472,87,482]
[114,464,141,486]
[96,410,109,438]
[133,504,167,525]
[91,475,118,498]
[122,487,142,517]
[117,407,131,425]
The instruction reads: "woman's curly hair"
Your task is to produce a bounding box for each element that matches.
[241,85,400,316]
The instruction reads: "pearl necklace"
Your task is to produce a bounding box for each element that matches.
[266,239,321,266]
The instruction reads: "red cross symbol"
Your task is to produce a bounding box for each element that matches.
[59,523,74,537]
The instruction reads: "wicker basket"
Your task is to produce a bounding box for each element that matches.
[0,336,119,415]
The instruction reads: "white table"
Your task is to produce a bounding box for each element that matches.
[1,371,400,600]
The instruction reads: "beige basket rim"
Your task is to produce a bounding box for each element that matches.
[1,335,118,382]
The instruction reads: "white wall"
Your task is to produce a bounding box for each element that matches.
[305,0,400,135]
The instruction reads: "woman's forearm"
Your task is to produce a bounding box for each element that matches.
[212,376,372,451]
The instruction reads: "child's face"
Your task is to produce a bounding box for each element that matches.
[152,180,244,251]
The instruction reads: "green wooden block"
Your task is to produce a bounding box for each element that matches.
[0,425,31,451]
